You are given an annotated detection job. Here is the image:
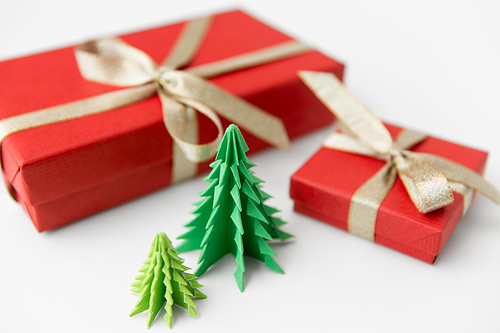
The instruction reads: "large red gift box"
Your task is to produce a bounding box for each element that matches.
[290,123,488,264]
[0,10,344,232]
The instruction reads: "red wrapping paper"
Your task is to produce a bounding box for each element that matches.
[0,10,344,232]
[290,123,488,263]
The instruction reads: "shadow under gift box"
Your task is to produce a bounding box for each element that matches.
[290,123,488,264]
[0,10,344,232]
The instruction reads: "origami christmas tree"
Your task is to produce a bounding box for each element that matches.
[176,124,293,292]
[130,232,206,329]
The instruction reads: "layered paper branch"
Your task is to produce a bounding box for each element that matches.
[130,233,206,328]
[177,124,293,291]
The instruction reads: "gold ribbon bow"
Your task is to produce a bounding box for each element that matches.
[0,16,311,188]
[299,71,500,241]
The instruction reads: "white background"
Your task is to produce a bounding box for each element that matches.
[1,1,499,332]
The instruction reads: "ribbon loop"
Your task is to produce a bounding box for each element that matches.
[160,93,222,163]
[395,151,454,213]
[76,38,158,86]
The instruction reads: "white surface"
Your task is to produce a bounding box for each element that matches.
[1,1,499,332]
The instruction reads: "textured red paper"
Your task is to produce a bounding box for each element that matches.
[0,10,344,232]
[290,123,488,263]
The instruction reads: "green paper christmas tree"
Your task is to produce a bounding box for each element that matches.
[130,232,206,329]
[176,124,293,292]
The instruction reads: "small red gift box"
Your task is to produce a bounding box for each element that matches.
[289,71,500,264]
[290,123,487,263]
[0,10,344,232]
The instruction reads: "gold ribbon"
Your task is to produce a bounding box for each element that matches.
[0,16,312,190]
[299,71,500,241]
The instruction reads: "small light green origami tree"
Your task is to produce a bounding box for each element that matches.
[130,232,206,329]
[176,124,293,292]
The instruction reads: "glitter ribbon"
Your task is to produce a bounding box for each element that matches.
[0,16,312,192]
[299,71,500,241]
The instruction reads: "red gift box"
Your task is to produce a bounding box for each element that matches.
[290,123,488,264]
[0,10,344,232]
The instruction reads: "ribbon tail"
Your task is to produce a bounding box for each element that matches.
[160,92,222,163]
[395,151,454,213]
[160,71,291,150]
[419,153,500,204]
[348,163,397,241]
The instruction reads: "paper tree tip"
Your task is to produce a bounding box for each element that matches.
[177,124,293,291]
[227,123,238,131]
[130,232,205,329]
